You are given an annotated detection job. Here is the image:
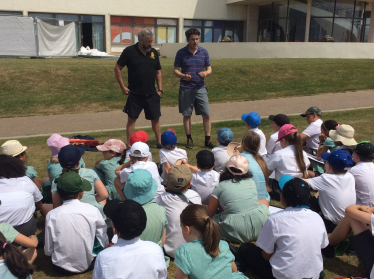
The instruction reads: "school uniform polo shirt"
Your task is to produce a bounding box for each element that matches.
[191,170,220,205]
[212,145,231,174]
[159,147,188,181]
[117,43,161,95]
[174,45,210,89]
[302,119,323,150]
[266,131,282,154]
[257,207,328,279]
[349,162,374,207]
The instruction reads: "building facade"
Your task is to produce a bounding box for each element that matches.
[1,0,373,54]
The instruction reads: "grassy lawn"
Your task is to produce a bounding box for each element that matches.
[2,107,373,279]
[1,58,374,118]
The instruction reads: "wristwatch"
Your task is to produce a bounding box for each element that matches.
[158,90,164,93]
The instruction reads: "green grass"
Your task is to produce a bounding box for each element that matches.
[1,58,374,118]
[4,107,374,278]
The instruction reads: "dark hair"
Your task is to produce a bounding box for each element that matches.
[330,164,348,175]
[219,167,252,183]
[281,132,307,179]
[355,151,373,162]
[15,151,26,159]
[185,28,200,40]
[322,120,338,133]
[241,131,269,185]
[196,150,215,170]
[219,140,232,147]
[0,232,34,279]
[57,186,80,200]
[0,154,26,178]
[116,150,127,165]
[180,205,221,257]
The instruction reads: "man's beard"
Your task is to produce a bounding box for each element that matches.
[143,45,152,52]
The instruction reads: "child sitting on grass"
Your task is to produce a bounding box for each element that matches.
[175,204,247,279]
[212,128,234,173]
[159,130,188,182]
[266,114,290,154]
[94,139,127,200]
[306,149,356,232]
[241,112,267,156]
[236,176,328,279]
[329,124,357,155]
[125,130,153,162]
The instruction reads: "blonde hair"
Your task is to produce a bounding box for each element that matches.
[131,150,148,162]
[50,157,59,164]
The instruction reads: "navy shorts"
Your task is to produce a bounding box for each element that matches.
[124,93,161,120]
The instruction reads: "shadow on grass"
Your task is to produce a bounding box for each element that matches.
[324,255,367,278]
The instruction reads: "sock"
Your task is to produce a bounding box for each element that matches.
[205,136,211,143]
[187,134,192,140]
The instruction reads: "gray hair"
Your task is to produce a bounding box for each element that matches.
[138,28,154,40]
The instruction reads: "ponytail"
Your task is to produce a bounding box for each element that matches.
[0,233,34,279]
[282,132,307,178]
[117,149,127,165]
[61,166,79,175]
[180,205,221,257]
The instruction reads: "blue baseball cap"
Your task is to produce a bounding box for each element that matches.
[58,145,85,168]
[123,169,158,205]
[241,112,261,128]
[279,174,294,190]
[321,149,353,170]
[161,131,177,146]
[217,128,234,143]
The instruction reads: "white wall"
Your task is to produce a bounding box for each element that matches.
[160,42,374,59]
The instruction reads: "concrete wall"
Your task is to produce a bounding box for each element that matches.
[160,42,374,59]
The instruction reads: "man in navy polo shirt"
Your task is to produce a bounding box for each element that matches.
[114,29,163,148]
[173,28,214,149]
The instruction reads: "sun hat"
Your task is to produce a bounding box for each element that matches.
[1,140,27,157]
[129,131,148,146]
[123,169,158,205]
[104,199,147,239]
[196,150,215,170]
[129,142,150,158]
[241,112,261,128]
[276,124,298,142]
[329,124,357,146]
[161,130,177,146]
[217,128,234,143]
[354,141,374,160]
[226,142,241,156]
[47,134,70,157]
[268,114,290,127]
[167,165,192,192]
[280,176,311,208]
[321,149,353,170]
[58,145,85,168]
[226,155,249,175]
[300,106,322,117]
[97,139,126,153]
[55,171,92,193]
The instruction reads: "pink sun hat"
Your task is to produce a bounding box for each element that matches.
[47,133,70,157]
[97,139,127,153]
[277,124,298,142]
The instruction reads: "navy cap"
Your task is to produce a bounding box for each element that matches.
[241,112,261,128]
[321,149,353,170]
[354,141,374,160]
[217,128,234,143]
[161,130,177,146]
[282,177,311,209]
[58,145,85,168]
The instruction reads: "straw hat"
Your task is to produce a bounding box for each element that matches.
[227,142,241,156]
[1,140,27,157]
[329,124,357,146]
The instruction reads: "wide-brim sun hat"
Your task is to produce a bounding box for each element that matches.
[329,124,357,146]
[123,169,158,204]
[227,142,241,156]
[1,140,27,157]
[47,133,70,157]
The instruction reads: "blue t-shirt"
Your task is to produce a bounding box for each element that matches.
[174,45,210,89]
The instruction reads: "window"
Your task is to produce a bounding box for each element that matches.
[110,16,178,45]
[183,20,244,42]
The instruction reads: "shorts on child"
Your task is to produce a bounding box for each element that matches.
[309,196,337,233]
[178,87,210,116]
[123,92,161,120]
[350,229,374,275]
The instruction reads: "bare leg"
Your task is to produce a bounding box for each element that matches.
[329,216,369,245]
[23,248,37,264]
[202,115,211,136]
[126,117,137,146]
[151,118,161,145]
[183,116,192,136]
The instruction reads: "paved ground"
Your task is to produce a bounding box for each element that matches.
[1,90,373,139]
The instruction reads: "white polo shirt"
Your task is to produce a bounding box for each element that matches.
[302,118,323,150]
[191,170,220,205]
[159,147,188,181]
[120,161,165,198]
[349,162,374,207]
[307,172,356,224]
[257,207,328,279]
[212,145,231,173]
[44,199,109,273]
[0,176,43,227]
[266,131,282,154]
[265,145,310,181]
[249,127,267,156]
[93,237,167,279]
[155,190,201,258]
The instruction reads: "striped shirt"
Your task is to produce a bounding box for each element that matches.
[174,45,211,89]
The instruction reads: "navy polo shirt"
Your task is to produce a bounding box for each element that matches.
[174,45,211,89]
[117,43,161,95]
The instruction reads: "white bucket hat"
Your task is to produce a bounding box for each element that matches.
[1,140,27,157]
[329,124,357,146]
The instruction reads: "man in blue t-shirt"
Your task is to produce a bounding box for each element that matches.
[173,28,213,149]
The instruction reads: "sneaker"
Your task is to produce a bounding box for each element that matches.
[205,140,216,148]
[186,138,194,149]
